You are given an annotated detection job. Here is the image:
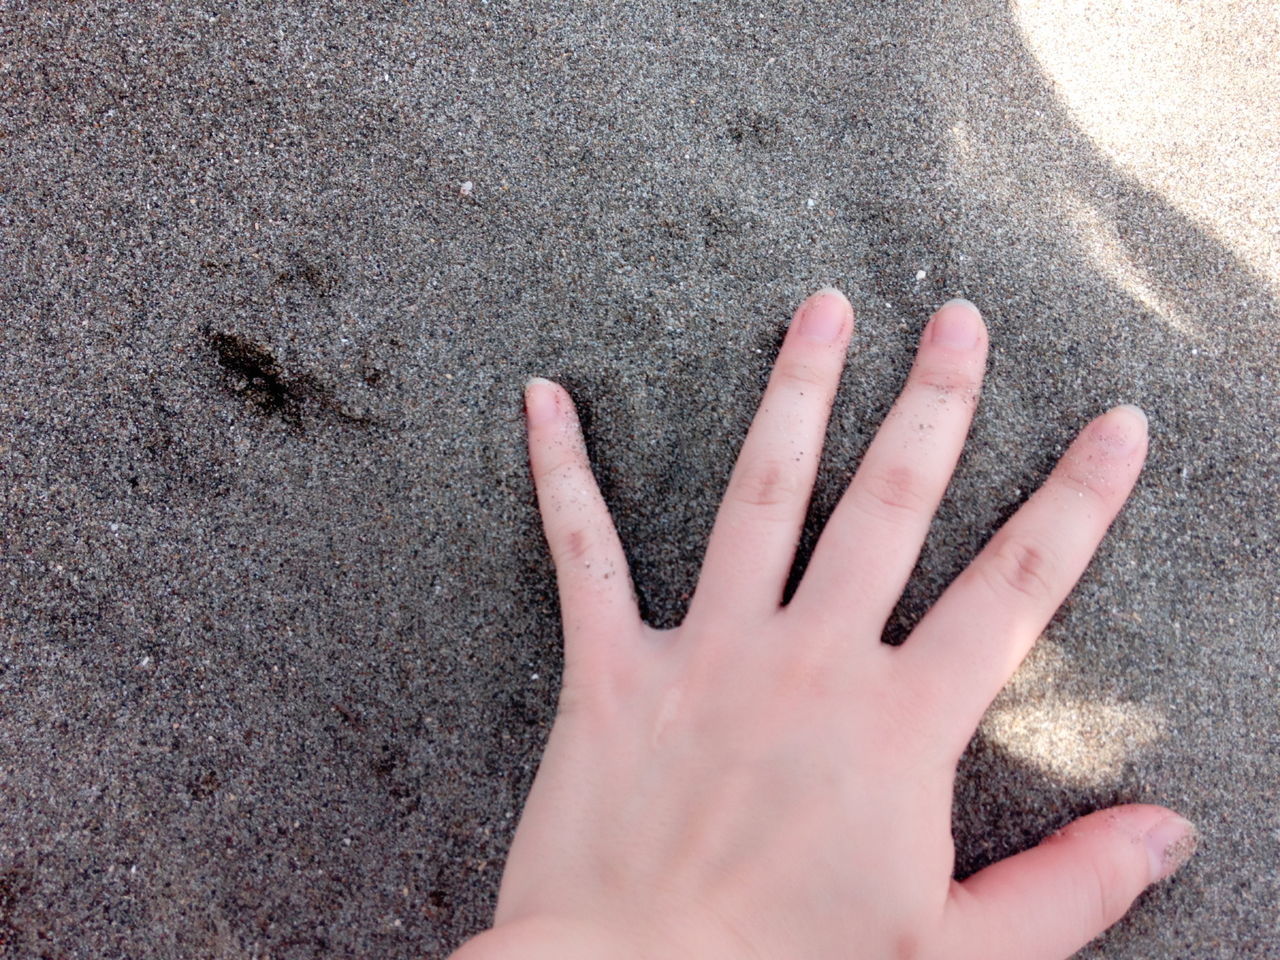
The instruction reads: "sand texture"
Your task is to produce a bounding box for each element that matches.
[1,1,1276,957]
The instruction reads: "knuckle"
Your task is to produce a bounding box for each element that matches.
[977,534,1057,603]
[1083,851,1132,928]
[534,452,581,487]
[554,675,591,717]
[561,528,591,562]
[556,672,610,722]
[729,457,800,510]
[910,361,981,401]
[773,356,829,391]
[893,933,923,960]
[557,652,643,723]
[1039,814,1146,932]
[775,655,838,704]
[1050,460,1115,504]
[856,463,930,518]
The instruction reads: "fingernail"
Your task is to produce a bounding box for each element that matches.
[928,299,982,349]
[1093,404,1148,457]
[1144,815,1198,882]
[1112,403,1148,428]
[797,287,851,343]
[525,377,560,426]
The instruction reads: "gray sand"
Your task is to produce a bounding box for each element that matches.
[1,1,1277,957]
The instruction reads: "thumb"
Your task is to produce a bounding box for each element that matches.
[944,804,1198,960]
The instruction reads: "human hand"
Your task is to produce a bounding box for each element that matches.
[452,289,1196,960]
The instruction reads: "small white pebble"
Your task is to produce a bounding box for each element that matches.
[915,269,927,281]
[806,197,816,209]
[459,180,474,196]
[139,656,151,668]
[531,673,539,681]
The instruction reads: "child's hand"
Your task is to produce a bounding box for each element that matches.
[454,289,1195,960]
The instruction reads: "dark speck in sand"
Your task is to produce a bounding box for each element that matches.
[203,326,317,424]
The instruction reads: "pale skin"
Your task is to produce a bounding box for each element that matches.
[451,289,1196,960]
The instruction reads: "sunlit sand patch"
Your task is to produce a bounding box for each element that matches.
[945,117,1203,338]
[1013,0,1280,290]
[1059,192,1202,338]
[980,642,1164,787]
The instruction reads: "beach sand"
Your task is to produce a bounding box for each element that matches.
[1,1,1276,956]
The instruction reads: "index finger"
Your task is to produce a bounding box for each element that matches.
[686,288,854,627]
[525,377,642,678]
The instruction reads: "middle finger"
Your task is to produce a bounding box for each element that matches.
[787,299,988,634]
